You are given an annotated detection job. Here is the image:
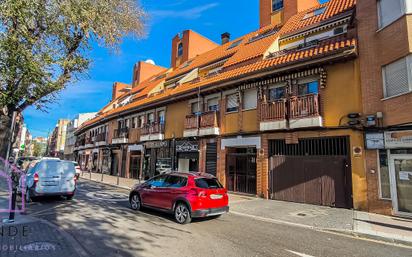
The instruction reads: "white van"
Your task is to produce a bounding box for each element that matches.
[24,159,77,201]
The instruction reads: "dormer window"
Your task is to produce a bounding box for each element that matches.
[272,0,283,12]
[177,42,183,57]
[303,7,327,20]
[227,39,243,50]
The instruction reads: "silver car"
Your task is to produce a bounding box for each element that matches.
[24,159,77,202]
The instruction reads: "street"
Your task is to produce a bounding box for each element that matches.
[23,180,412,257]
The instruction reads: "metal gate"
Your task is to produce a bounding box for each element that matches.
[268,137,352,208]
[226,152,257,195]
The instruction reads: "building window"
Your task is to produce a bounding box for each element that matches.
[158,110,165,124]
[272,0,283,12]
[132,117,137,129]
[303,7,327,20]
[148,113,155,124]
[378,0,404,28]
[177,42,183,57]
[383,55,412,98]
[269,85,286,101]
[243,89,257,110]
[191,102,201,115]
[378,150,391,199]
[207,98,219,111]
[298,80,319,96]
[138,115,145,128]
[226,94,239,113]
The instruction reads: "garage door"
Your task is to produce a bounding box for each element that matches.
[268,137,352,208]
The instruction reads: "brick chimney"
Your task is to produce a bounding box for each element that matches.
[171,30,218,68]
[132,60,167,87]
[260,0,320,28]
[221,32,231,45]
[112,82,131,101]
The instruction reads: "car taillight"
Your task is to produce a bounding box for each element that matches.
[190,188,207,197]
[73,175,77,182]
[33,173,39,183]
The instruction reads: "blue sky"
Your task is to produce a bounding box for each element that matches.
[24,0,329,137]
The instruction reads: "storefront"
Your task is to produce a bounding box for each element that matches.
[366,130,412,216]
[176,140,199,172]
[128,144,143,179]
[143,141,172,179]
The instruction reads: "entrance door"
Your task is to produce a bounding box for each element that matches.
[111,153,119,176]
[389,155,412,216]
[130,155,141,179]
[226,150,257,195]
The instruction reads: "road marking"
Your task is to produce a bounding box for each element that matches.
[85,191,128,202]
[285,249,315,257]
[230,211,412,249]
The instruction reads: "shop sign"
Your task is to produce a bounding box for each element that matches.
[144,141,168,149]
[176,141,199,152]
[385,130,412,149]
[365,132,385,149]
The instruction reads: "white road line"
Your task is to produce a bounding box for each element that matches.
[285,249,315,257]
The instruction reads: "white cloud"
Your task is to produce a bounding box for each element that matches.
[150,3,219,20]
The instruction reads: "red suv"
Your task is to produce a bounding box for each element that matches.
[129,172,229,224]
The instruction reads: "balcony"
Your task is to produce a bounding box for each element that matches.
[112,128,129,144]
[95,133,107,146]
[140,123,165,141]
[259,100,287,131]
[183,115,199,137]
[259,94,322,131]
[85,137,94,148]
[184,111,220,137]
[289,94,322,128]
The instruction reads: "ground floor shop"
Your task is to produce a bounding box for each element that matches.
[365,129,412,217]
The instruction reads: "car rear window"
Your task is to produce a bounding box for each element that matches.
[195,178,223,189]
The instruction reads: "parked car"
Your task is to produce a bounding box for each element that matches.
[23,159,77,202]
[72,161,81,180]
[129,172,229,224]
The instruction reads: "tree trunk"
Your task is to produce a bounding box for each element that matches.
[0,113,13,159]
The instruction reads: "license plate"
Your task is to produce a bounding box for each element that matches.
[210,194,223,200]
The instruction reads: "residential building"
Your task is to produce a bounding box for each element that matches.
[32,137,48,157]
[64,113,97,161]
[48,119,70,158]
[75,0,370,211]
[358,0,412,217]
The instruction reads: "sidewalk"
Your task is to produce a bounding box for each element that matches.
[80,171,140,189]
[0,213,87,257]
[229,194,412,246]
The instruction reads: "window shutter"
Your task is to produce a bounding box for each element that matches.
[226,94,238,110]
[243,89,257,109]
[378,0,403,28]
[383,57,409,97]
[207,98,219,111]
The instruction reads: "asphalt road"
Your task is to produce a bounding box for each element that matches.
[24,180,412,257]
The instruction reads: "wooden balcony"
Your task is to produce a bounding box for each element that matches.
[95,133,107,146]
[184,115,199,130]
[260,100,286,121]
[289,94,320,119]
[140,123,165,141]
[112,128,129,144]
[289,94,322,129]
[259,94,322,131]
[199,111,219,136]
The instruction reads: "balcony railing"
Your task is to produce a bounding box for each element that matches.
[260,100,287,121]
[185,115,199,130]
[113,127,129,139]
[141,123,165,135]
[200,111,219,128]
[85,137,93,145]
[289,94,319,119]
[128,128,141,143]
[95,133,106,142]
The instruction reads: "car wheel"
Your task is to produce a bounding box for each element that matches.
[130,194,141,211]
[174,203,191,224]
